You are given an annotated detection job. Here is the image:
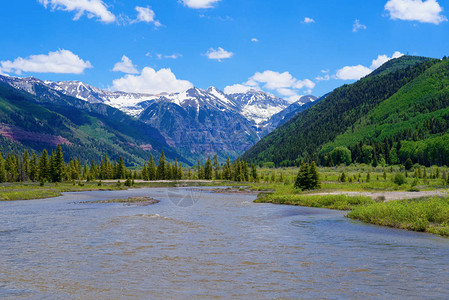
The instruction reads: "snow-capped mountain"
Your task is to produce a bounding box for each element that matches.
[226,90,291,125]
[138,87,259,161]
[44,81,159,116]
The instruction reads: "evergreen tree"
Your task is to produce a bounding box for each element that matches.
[0,152,6,183]
[156,151,166,180]
[405,158,413,170]
[223,157,232,180]
[295,163,311,190]
[204,156,213,180]
[309,161,320,189]
[141,162,149,181]
[251,164,258,182]
[29,152,38,181]
[52,144,65,182]
[148,155,156,180]
[38,149,49,181]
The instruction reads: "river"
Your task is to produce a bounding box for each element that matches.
[1,187,448,299]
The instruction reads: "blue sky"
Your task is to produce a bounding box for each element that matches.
[0,0,448,99]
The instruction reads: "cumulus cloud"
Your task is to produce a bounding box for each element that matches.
[223,84,258,94]
[0,50,92,75]
[112,67,193,94]
[133,6,161,26]
[335,65,372,80]
[112,55,138,74]
[385,0,447,24]
[370,51,404,69]
[38,0,116,23]
[335,51,404,80]
[181,0,221,9]
[224,70,315,102]
[251,38,259,42]
[353,19,367,32]
[303,17,315,23]
[205,47,234,61]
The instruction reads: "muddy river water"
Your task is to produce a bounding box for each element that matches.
[1,187,448,299]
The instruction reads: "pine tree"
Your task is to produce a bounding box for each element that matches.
[38,149,49,181]
[141,162,149,181]
[223,157,232,180]
[251,164,258,182]
[156,151,166,180]
[309,161,320,189]
[51,144,65,182]
[23,150,30,180]
[148,155,157,180]
[0,152,6,183]
[117,156,126,179]
[29,152,38,181]
[204,156,213,180]
[177,162,184,180]
[295,163,310,190]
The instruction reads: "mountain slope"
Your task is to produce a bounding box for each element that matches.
[0,77,184,165]
[259,95,318,136]
[242,56,438,166]
[321,57,449,165]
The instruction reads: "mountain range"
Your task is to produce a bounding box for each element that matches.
[0,75,317,164]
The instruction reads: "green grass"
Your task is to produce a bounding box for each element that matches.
[347,197,449,236]
[255,193,375,210]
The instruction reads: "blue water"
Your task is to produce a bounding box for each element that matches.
[1,187,448,299]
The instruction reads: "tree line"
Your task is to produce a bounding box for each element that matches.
[0,145,261,183]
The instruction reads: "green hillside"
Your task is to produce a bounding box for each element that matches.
[322,57,449,166]
[0,82,184,166]
[242,56,439,166]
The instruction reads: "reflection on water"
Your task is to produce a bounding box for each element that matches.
[1,187,449,299]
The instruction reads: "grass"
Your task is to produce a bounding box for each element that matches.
[347,197,449,237]
[79,196,159,205]
[255,193,375,210]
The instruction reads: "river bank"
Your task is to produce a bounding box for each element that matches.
[254,187,449,237]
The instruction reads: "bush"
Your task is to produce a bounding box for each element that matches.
[392,173,406,185]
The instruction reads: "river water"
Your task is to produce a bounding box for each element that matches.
[1,187,448,299]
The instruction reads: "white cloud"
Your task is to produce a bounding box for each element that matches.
[335,65,372,80]
[112,55,138,74]
[133,6,161,26]
[385,0,447,24]
[251,38,259,42]
[165,54,182,59]
[112,67,193,94]
[224,70,315,102]
[335,51,404,80]
[205,47,234,61]
[370,51,404,69]
[303,17,315,23]
[223,84,257,94]
[181,0,221,9]
[315,74,330,81]
[155,53,182,59]
[38,0,116,23]
[353,19,367,32]
[0,50,92,75]
[145,52,151,57]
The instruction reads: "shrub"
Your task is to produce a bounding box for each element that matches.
[392,173,406,185]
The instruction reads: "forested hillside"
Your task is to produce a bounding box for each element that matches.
[321,57,449,166]
[243,56,439,166]
[0,81,184,166]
